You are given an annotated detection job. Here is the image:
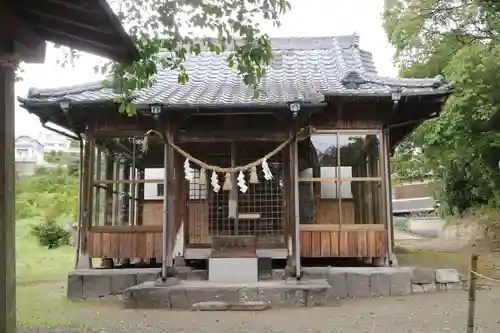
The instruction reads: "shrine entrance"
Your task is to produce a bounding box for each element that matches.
[184,141,289,252]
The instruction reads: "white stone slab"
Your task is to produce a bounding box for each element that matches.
[209,257,258,283]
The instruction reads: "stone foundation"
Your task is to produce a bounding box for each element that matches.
[67,266,462,305]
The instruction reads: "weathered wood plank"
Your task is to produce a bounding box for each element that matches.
[299,227,387,258]
[300,231,312,257]
[320,232,331,257]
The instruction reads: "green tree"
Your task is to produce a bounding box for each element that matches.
[384,0,500,214]
[16,167,79,221]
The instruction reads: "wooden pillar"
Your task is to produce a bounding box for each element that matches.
[93,148,101,226]
[381,128,394,265]
[137,168,145,226]
[102,154,115,268]
[112,161,120,225]
[121,165,130,226]
[286,131,297,271]
[77,138,94,268]
[104,155,114,226]
[0,63,16,333]
[166,126,176,269]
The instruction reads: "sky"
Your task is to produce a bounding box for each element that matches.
[14,0,398,138]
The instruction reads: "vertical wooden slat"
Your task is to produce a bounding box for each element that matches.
[320,232,331,256]
[339,231,349,257]
[347,231,358,257]
[92,232,102,258]
[135,233,146,259]
[375,230,387,257]
[329,231,339,256]
[357,230,368,257]
[154,232,163,259]
[311,231,321,257]
[119,233,132,258]
[300,231,312,257]
[129,233,137,258]
[109,233,120,258]
[145,233,155,258]
[367,229,377,257]
[102,232,111,257]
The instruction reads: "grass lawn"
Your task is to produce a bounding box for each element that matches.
[16,218,109,326]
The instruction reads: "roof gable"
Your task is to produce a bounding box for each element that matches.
[19,34,454,108]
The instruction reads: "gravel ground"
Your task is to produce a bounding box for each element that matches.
[17,288,500,333]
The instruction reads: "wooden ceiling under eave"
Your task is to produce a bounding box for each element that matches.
[0,0,139,64]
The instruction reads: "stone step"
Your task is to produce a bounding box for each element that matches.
[192,300,269,311]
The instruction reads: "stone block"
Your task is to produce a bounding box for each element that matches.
[258,287,286,307]
[411,283,436,293]
[285,289,306,307]
[411,268,436,284]
[67,273,83,300]
[238,287,259,302]
[169,289,191,309]
[436,269,460,284]
[186,287,239,304]
[192,301,229,311]
[141,289,171,309]
[186,270,208,281]
[325,271,348,298]
[82,274,111,299]
[209,257,258,283]
[370,272,391,297]
[346,271,370,298]
[110,273,137,295]
[137,272,159,284]
[390,271,412,296]
[272,269,286,281]
[229,301,268,311]
[306,287,332,306]
[174,256,186,268]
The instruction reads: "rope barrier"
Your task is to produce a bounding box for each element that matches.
[469,269,500,283]
[143,127,309,173]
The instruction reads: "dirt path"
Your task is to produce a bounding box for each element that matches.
[17,288,500,332]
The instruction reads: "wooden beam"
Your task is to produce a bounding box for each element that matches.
[176,130,289,143]
[0,61,16,333]
[300,224,385,231]
[90,225,162,233]
[0,1,45,63]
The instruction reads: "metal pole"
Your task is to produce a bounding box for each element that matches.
[293,125,301,280]
[467,247,479,333]
[161,143,169,280]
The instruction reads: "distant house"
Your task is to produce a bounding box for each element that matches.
[15,135,45,175]
[392,179,438,216]
[36,128,79,153]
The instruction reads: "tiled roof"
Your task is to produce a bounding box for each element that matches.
[19,34,454,108]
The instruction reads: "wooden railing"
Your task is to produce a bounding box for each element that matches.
[87,226,163,259]
[300,224,386,258]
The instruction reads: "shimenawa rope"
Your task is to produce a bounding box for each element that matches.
[143,127,307,173]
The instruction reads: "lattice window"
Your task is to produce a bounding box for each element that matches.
[189,169,207,200]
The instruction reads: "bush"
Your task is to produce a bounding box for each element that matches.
[30,218,70,249]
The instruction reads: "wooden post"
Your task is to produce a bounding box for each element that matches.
[467,248,479,333]
[137,168,145,226]
[104,155,114,226]
[381,128,394,265]
[77,138,94,269]
[0,62,16,333]
[94,148,101,226]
